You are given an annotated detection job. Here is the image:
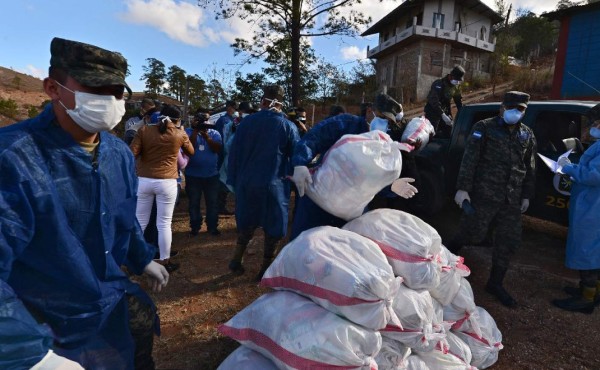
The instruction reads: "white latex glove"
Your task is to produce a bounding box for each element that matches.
[454,190,470,207]
[292,166,312,197]
[143,261,169,292]
[520,199,530,213]
[391,178,418,199]
[31,350,84,370]
[441,113,452,126]
[557,156,571,167]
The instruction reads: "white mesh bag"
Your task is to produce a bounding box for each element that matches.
[405,355,431,370]
[261,226,402,330]
[429,247,471,305]
[343,209,443,290]
[415,332,476,370]
[375,337,412,370]
[401,117,435,151]
[381,284,446,352]
[218,291,381,370]
[305,131,402,220]
[453,307,503,369]
[217,345,278,370]
[443,278,482,338]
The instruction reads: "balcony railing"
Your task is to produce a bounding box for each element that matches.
[367,25,495,58]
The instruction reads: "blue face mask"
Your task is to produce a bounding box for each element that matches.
[503,109,523,125]
[590,127,600,139]
[370,117,389,132]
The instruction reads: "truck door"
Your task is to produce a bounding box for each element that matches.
[528,110,589,225]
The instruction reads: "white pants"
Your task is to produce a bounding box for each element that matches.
[136,177,178,260]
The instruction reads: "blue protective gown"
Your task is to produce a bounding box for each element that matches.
[290,114,369,239]
[0,105,156,369]
[562,140,600,270]
[227,109,299,238]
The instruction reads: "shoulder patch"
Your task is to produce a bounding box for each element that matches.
[472,131,483,139]
[435,85,442,89]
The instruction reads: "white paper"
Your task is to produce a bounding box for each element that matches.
[537,149,572,174]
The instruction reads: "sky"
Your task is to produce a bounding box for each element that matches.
[1,0,562,93]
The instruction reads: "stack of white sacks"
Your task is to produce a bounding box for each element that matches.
[218,132,503,369]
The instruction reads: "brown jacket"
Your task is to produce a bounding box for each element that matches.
[130,123,194,179]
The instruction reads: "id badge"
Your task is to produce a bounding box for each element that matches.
[199,145,205,151]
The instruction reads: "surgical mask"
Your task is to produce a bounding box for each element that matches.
[450,79,461,86]
[503,109,523,125]
[232,111,239,118]
[590,127,600,139]
[56,81,125,133]
[395,112,404,122]
[370,117,388,132]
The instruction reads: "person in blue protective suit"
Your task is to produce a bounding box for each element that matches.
[0,37,169,370]
[227,85,300,281]
[216,100,239,215]
[289,93,417,240]
[552,103,600,314]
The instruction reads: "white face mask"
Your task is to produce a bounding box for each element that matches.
[590,127,600,139]
[450,79,461,86]
[56,81,126,133]
[395,112,404,122]
[370,117,389,132]
[232,111,240,118]
[503,108,523,125]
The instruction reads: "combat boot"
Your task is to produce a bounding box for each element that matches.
[228,243,248,275]
[254,258,274,282]
[485,265,517,308]
[563,281,600,306]
[552,286,596,314]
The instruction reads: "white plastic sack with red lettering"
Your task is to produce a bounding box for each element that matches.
[429,247,471,305]
[380,284,446,352]
[305,131,402,220]
[443,278,482,339]
[343,209,443,290]
[217,345,278,370]
[401,117,435,151]
[406,355,431,370]
[375,337,412,370]
[415,332,476,370]
[218,291,381,370]
[261,226,402,330]
[453,307,503,369]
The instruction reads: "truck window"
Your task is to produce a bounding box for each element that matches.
[532,111,585,155]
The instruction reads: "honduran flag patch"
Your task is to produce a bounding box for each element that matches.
[472,131,483,139]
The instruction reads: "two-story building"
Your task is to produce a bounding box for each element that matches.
[362,0,503,103]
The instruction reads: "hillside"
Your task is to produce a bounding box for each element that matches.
[0,67,46,127]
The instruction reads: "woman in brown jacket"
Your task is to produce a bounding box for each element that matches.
[130,105,194,272]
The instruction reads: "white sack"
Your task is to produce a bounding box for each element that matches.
[415,332,475,370]
[306,131,402,220]
[401,117,435,151]
[429,247,471,305]
[218,291,381,370]
[261,226,402,330]
[375,337,412,370]
[217,345,278,370]
[443,278,481,338]
[381,284,445,352]
[343,209,443,290]
[405,355,431,370]
[453,307,503,369]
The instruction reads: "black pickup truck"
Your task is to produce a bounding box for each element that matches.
[413,100,598,226]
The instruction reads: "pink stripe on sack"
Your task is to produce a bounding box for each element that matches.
[455,256,471,273]
[321,136,377,164]
[218,325,365,369]
[261,277,380,306]
[463,331,501,348]
[368,238,434,263]
[451,312,470,331]
[407,119,427,143]
[381,325,420,333]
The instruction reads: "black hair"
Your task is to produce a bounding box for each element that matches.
[48,67,68,84]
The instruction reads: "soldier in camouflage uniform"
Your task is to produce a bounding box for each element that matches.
[424,65,465,138]
[448,91,536,308]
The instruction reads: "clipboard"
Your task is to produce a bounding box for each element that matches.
[537,149,572,174]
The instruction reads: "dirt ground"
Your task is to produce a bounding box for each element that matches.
[137,195,600,370]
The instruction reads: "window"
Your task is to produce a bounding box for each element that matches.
[432,13,445,28]
[480,26,487,41]
[533,111,586,156]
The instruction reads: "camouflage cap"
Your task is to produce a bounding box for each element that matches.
[586,103,600,122]
[50,37,132,96]
[503,91,530,108]
[374,93,402,122]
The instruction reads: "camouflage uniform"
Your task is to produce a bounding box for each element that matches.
[424,72,463,137]
[454,115,536,269]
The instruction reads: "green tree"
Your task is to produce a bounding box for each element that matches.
[347,60,377,102]
[511,10,557,62]
[0,98,19,118]
[187,74,210,111]
[203,0,389,106]
[141,58,167,96]
[556,0,581,9]
[232,72,268,103]
[166,65,187,101]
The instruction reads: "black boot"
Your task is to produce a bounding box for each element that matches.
[485,265,517,308]
[563,281,600,306]
[228,243,247,275]
[553,286,596,314]
[254,258,273,282]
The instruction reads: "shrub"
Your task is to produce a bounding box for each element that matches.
[27,105,39,118]
[0,98,19,118]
